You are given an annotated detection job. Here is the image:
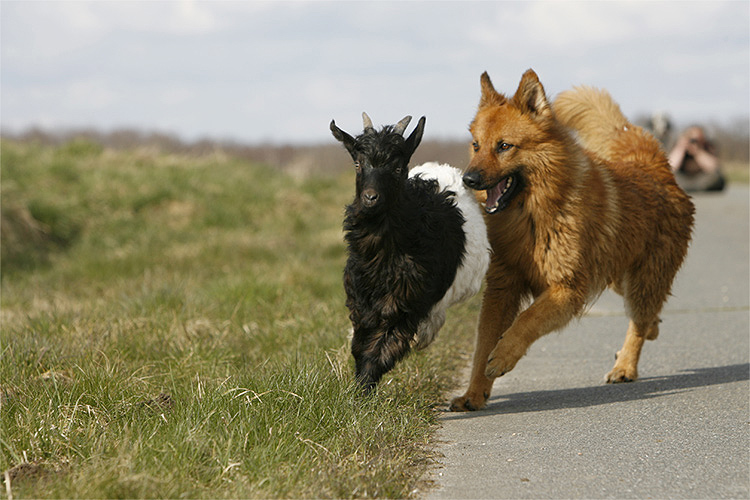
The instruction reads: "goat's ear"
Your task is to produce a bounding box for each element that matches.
[330,120,358,156]
[512,69,550,118]
[403,116,426,159]
[479,72,506,108]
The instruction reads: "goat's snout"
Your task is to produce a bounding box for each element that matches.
[462,170,484,190]
[361,189,380,207]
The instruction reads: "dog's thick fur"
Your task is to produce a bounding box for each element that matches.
[451,69,695,411]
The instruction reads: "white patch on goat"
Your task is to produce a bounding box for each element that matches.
[408,162,491,350]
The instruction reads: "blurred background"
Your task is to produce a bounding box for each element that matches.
[2,0,749,173]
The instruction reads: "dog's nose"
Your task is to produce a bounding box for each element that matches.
[463,171,483,190]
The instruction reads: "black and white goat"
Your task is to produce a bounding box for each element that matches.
[330,113,490,391]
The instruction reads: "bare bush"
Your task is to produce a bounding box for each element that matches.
[2,120,746,176]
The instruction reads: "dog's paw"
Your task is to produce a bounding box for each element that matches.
[485,343,522,379]
[449,392,487,412]
[605,365,638,383]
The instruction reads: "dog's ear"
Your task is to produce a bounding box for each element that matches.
[330,119,358,158]
[513,69,551,118]
[479,72,507,108]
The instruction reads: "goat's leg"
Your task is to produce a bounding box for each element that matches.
[353,325,413,391]
[413,308,446,350]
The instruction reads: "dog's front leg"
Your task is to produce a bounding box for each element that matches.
[450,276,522,412]
[485,284,583,379]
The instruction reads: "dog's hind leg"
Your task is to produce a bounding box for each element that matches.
[605,319,658,383]
[606,260,673,383]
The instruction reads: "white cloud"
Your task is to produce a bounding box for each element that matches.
[1,0,747,142]
[473,1,742,50]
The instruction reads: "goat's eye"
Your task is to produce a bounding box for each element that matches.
[496,141,513,153]
[472,141,480,152]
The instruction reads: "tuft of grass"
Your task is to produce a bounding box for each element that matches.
[0,139,478,498]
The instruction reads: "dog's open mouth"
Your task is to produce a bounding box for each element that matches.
[485,173,522,214]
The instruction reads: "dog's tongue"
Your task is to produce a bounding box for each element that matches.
[485,177,509,214]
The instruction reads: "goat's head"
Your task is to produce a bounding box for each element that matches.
[331,113,426,213]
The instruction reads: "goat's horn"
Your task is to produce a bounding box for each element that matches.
[362,112,375,132]
[393,115,412,135]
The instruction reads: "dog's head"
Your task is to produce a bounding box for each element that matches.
[463,69,554,214]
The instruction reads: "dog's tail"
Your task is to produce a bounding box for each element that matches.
[552,86,633,160]
[553,85,680,186]
[553,86,661,161]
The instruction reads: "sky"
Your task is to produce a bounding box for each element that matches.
[1,0,749,144]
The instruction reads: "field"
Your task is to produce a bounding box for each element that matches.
[0,139,480,498]
[2,131,748,498]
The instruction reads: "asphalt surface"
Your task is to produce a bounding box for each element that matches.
[427,186,749,499]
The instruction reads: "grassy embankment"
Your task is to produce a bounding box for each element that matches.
[0,139,479,498]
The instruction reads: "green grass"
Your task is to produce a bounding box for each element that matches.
[0,139,479,498]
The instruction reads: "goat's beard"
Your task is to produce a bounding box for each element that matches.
[347,197,390,221]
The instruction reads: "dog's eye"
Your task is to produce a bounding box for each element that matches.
[496,141,513,153]
[354,162,362,173]
[394,166,402,176]
[472,141,480,152]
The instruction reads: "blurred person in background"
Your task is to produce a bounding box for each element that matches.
[668,125,726,192]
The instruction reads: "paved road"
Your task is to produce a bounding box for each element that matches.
[427,186,749,499]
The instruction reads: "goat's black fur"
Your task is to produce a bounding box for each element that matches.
[331,115,467,391]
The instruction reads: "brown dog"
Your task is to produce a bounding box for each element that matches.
[452,69,695,411]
